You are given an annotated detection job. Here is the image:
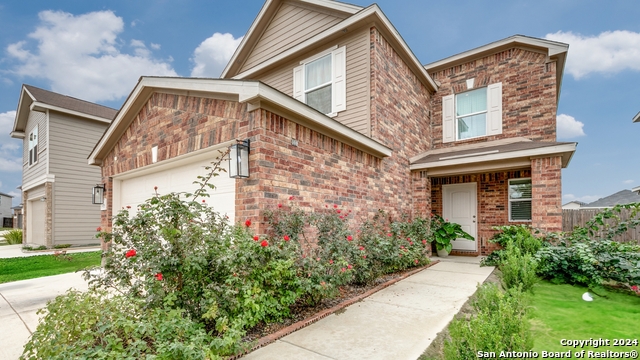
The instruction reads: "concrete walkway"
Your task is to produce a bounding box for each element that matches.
[0,272,89,360]
[242,256,494,360]
[0,244,100,259]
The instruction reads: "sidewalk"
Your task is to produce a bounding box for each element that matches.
[242,256,494,360]
[0,272,89,360]
[0,244,100,259]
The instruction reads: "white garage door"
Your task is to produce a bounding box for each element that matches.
[117,157,236,224]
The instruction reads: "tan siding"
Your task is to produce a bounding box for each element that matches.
[49,112,108,245]
[23,110,48,187]
[258,28,371,135]
[240,2,344,73]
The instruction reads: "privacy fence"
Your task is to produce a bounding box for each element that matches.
[562,208,640,245]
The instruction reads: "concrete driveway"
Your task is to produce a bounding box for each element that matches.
[0,272,89,360]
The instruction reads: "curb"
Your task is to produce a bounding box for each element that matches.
[230,259,441,359]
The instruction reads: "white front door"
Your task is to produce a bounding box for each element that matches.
[443,183,477,251]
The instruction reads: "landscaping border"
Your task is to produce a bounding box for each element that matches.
[231,259,441,359]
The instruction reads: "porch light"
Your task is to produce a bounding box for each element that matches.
[229,139,250,178]
[92,184,106,205]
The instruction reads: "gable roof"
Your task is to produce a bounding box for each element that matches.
[11,84,117,139]
[424,35,568,103]
[88,76,392,166]
[0,192,14,198]
[585,189,640,208]
[222,0,438,92]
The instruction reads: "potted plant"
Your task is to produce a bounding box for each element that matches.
[431,214,474,257]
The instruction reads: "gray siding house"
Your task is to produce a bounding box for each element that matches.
[0,192,13,228]
[10,85,117,247]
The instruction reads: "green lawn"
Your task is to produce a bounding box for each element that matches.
[0,251,101,284]
[530,281,640,353]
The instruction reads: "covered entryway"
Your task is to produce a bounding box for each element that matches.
[443,183,477,251]
[113,153,236,223]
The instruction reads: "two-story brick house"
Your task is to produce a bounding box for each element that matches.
[89,0,576,255]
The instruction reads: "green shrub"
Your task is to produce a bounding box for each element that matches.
[4,229,22,244]
[482,225,541,266]
[443,283,532,360]
[535,203,640,289]
[498,246,538,292]
[22,290,218,360]
[53,244,71,249]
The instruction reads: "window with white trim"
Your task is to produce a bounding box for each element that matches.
[293,46,346,116]
[509,178,532,221]
[28,126,38,166]
[442,82,502,143]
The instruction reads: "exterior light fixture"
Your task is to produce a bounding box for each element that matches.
[229,139,250,178]
[92,184,106,204]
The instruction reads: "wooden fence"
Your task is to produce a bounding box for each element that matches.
[562,208,640,244]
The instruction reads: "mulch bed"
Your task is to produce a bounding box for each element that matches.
[230,260,440,359]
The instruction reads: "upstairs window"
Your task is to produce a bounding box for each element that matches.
[442,82,502,143]
[509,178,532,221]
[28,126,38,166]
[294,46,346,116]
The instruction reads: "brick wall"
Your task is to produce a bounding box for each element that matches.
[531,156,562,233]
[430,48,558,148]
[429,169,531,255]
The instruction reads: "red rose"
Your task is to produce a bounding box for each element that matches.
[245,219,251,227]
[400,245,405,249]
[387,233,392,237]
[253,235,259,241]
[289,196,294,200]
[407,237,411,241]
[341,267,346,272]
[329,259,334,264]
[261,240,268,247]
[632,285,639,291]
[96,226,102,232]
[283,235,290,241]
[155,272,163,281]
[337,209,341,214]
[202,199,205,203]
[422,239,427,245]
[278,203,282,208]
[125,249,136,258]
[363,255,367,259]
[347,264,353,269]
[333,204,338,208]
[409,241,413,245]
[359,246,364,251]
[415,259,419,264]
[347,235,353,241]
[126,205,131,209]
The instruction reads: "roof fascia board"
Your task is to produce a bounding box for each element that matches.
[222,0,362,79]
[420,159,532,177]
[11,86,36,135]
[424,36,568,71]
[410,143,577,170]
[29,102,112,124]
[231,5,438,92]
[89,78,391,165]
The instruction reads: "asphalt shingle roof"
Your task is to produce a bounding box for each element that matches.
[586,190,640,207]
[24,84,118,120]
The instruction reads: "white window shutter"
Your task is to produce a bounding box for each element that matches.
[487,82,502,136]
[293,65,304,102]
[442,94,455,143]
[332,46,346,113]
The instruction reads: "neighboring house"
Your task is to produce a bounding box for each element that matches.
[633,186,640,195]
[89,0,576,255]
[10,85,117,247]
[562,201,586,210]
[0,192,13,228]
[583,190,640,208]
[12,205,23,229]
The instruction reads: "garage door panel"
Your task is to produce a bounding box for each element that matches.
[119,159,235,224]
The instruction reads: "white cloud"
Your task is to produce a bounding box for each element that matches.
[0,111,22,173]
[623,179,634,184]
[6,10,177,103]
[563,193,602,203]
[556,114,585,139]
[150,43,161,50]
[545,30,640,79]
[190,33,243,78]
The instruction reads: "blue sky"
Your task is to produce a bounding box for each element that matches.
[1,0,639,207]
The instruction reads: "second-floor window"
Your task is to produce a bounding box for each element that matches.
[28,126,38,166]
[294,46,346,116]
[442,82,502,143]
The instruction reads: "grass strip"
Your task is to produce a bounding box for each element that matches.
[530,281,640,353]
[0,251,101,284]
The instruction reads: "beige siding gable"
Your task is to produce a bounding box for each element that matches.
[240,1,346,73]
[23,110,48,187]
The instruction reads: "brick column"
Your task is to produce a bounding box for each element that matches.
[531,156,562,233]
[412,171,431,218]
